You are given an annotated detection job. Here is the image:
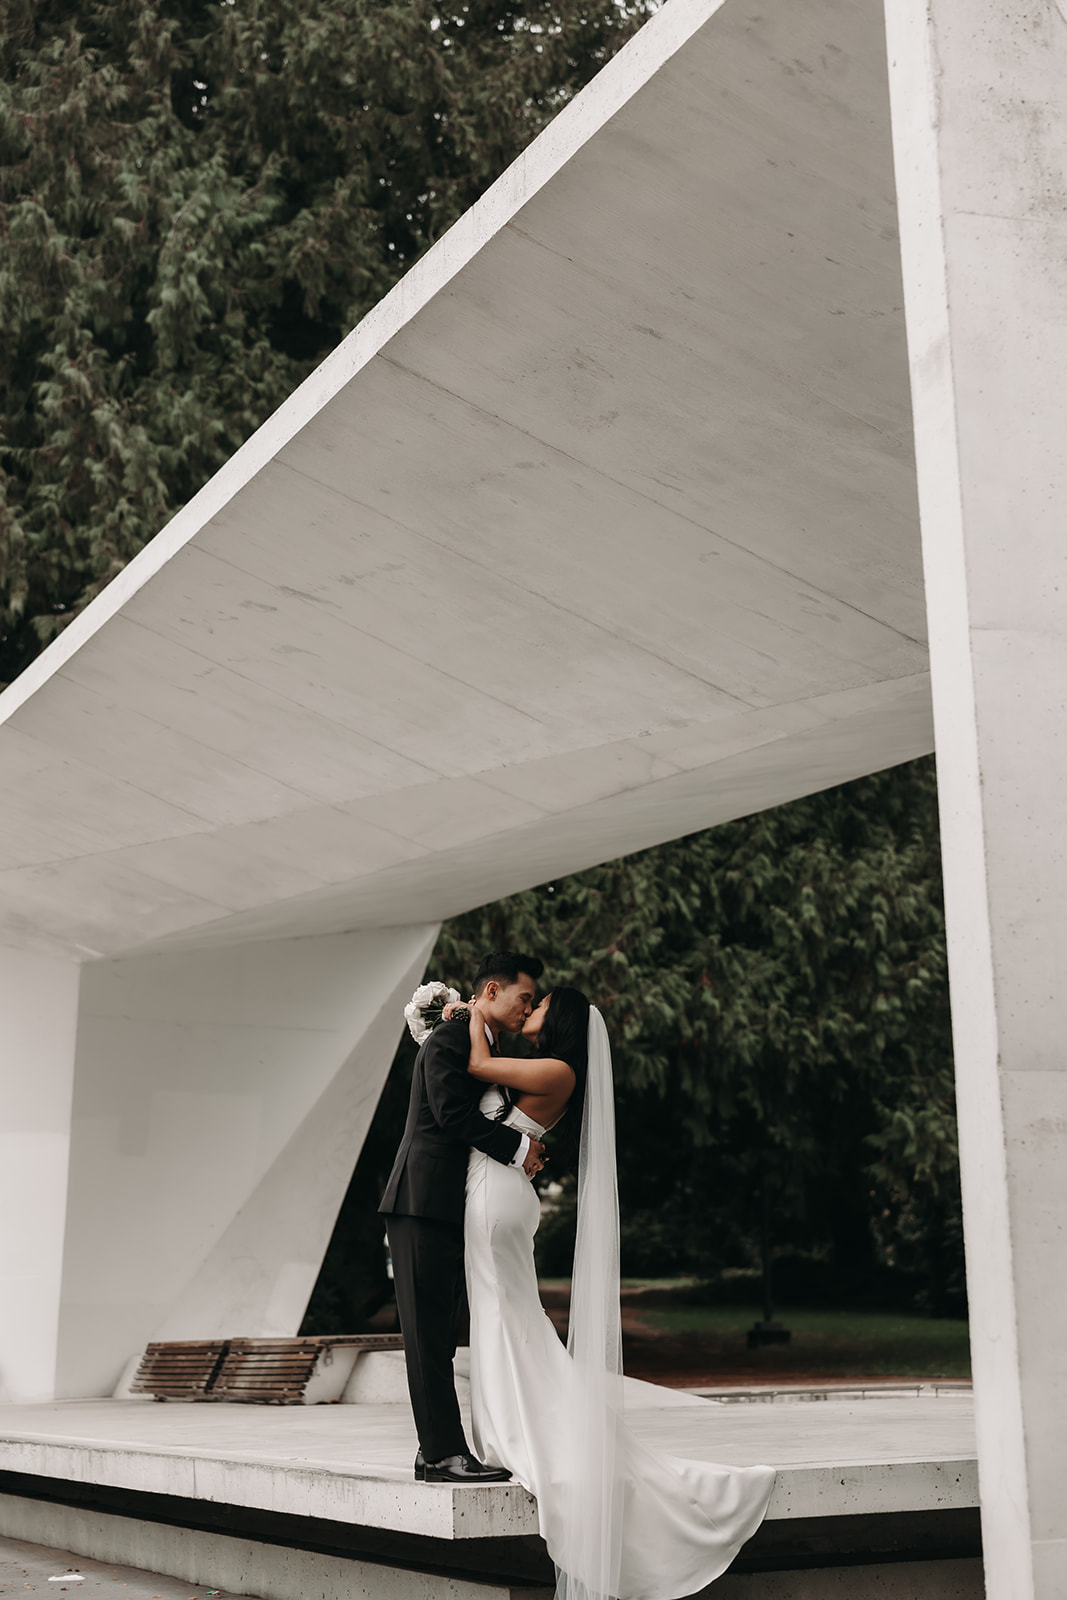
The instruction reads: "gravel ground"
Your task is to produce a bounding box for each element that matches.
[0,1537,251,1600]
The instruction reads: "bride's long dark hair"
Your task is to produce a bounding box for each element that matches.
[537,986,590,1119]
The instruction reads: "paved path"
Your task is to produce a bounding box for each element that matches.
[0,1534,250,1599]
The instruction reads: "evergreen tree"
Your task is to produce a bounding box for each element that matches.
[305,757,965,1333]
[0,0,649,683]
[440,753,960,1306]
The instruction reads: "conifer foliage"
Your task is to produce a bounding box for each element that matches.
[305,758,964,1333]
[0,0,648,684]
[435,755,962,1307]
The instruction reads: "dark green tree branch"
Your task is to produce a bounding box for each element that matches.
[0,0,650,682]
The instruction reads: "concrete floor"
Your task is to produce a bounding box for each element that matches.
[0,1391,978,1534]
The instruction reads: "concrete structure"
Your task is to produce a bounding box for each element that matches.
[885,4,1067,1597]
[0,0,931,1406]
[0,1390,981,1598]
[1,0,1065,1593]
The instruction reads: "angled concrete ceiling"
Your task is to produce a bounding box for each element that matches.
[0,0,928,961]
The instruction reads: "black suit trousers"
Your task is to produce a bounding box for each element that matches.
[387,1213,468,1462]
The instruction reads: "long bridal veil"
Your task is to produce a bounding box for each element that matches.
[466,1002,774,1600]
[555,1004,625,1600]
[552,1007,775,1600]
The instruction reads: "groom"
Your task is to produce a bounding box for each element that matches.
[380,950,546,1483]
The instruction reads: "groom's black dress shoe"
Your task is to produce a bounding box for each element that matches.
[424,1453,511,1484]
[414,1450,426,1481]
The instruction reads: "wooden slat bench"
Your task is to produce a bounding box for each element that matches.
[130,1334,404,1403]
[129,1340,229,1400]
[211,1337,329,1404]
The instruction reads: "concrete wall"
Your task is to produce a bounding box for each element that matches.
[0,951,80,1404]
[0,1497,542,1600]
[56,923,437,1398]
[0,925,436,1403]
[0,1494,984,1600]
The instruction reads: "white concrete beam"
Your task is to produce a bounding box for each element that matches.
[886,1,1067,1595]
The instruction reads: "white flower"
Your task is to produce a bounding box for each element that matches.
[403,1000,427,1044]
[404,980,463,1043]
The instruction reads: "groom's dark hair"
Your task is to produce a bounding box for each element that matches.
[472,950,544,994]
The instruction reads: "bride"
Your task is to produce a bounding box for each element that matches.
[458,986,775,1600]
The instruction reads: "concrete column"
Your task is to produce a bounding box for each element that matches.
[886,3,1067,1596]
[0,948,81,1403]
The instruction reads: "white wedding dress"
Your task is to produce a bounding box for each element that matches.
[465,1086,775,1600]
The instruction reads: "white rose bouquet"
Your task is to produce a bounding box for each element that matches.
[404,980,470,1045]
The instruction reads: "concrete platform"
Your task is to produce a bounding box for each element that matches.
[0,1392,982,1598]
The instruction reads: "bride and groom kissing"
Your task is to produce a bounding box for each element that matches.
[380,950,775,1600]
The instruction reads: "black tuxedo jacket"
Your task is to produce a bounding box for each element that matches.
[379,1017,522,1225]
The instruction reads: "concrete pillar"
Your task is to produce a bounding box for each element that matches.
[886,3,1067,1596]
[0,949,81,1403]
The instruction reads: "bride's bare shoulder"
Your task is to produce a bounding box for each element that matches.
[537,1055,576,1084]
[483,1053,575,1095]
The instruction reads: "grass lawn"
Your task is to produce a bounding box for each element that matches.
[627,1301,972,1382]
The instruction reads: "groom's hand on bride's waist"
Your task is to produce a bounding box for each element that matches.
[522,1138,546,1178]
